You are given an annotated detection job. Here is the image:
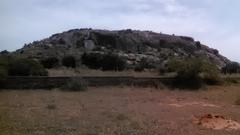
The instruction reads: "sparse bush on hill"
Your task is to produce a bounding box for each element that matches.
[101,53,126,71]
[8,58,48,76]
[27,60,48,76]
[222,62,240,74]
[0,50,10,55]
[61,78,87,91]
[62,56,76,68]
[134,66,144,72]
[0,68,7,79]
[195,41,201,49]
[81,53,126,71]
[0,56,9,78]
[81,53,102,69]
[40,57,59,69]
[167,57,221,89]
[134,58,155,72]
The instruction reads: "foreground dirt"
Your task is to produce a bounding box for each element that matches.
[0,85,240,135]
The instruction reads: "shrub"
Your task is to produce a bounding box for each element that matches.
[0,68,7,79]
[224,77,239,84]
[195,41,201,48]
[201,62,222,85]
[101,54,126,71]
[40,57,59,69]
[58,38,66,44]
[62,56,76,68]
[81,53,102,69]
[76,40,84,48]
[62,78,87,91]
[0,56,9,78]
[27,60,48,76]
[134,66,144,72]
[81,53,126,71]
[167,58,221,89]
[222,62,240,74]
[0,50,9,55]
[134,58,155,72]
[8,58,48,76]
[213,49,219,55]
[159,39,166,46]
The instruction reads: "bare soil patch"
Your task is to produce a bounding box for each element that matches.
[167,102,220,108]
[193,114,240,130]
[0,85,240,135]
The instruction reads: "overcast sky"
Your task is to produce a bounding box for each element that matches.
[0,0,239,62]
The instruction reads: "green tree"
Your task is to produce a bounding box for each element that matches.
[40,57,59,69]
[167,57,221,89]
[62,56,76,68]
[81,53,126,71]
[8,58,48,76]
[222,62,240,74]
[0,56,9,78]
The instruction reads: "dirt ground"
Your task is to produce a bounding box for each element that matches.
[0,85,240,135]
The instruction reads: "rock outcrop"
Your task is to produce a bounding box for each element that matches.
[14,28,230,69]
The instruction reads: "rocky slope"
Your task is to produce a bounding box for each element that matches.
[15,28,230,69]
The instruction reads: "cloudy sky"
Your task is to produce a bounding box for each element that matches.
[0,0,239,62]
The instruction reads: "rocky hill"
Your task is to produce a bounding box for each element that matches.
[14,28,229,69]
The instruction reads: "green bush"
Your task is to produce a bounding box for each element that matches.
[167,58,221,89]
[0,56,9,78]
[81,53,102,69]
[62,78,87,91]
[0,50,9,55]
[40,57,59,69]
[8,58,48,76]
[134,58,155,72]
[134,66,144,72]
[222,62,240,74]
[62,56,76,68]
[224,77,239,84]
[101,54,126,71]
[201,62,222,85]
[81,53,126,71]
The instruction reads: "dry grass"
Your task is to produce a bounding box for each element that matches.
[222,74,240,78]
[235,98,240,105]
[47,68,161,77]
[0,86,240,135]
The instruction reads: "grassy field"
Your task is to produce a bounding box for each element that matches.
[47,68,240,79]
[0,85,240,135]
[47,68,163,77]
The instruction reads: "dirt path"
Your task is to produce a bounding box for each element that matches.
[0,86,240,135]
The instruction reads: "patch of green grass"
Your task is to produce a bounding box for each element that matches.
[224,77,239,84]
[61,78,88,91]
